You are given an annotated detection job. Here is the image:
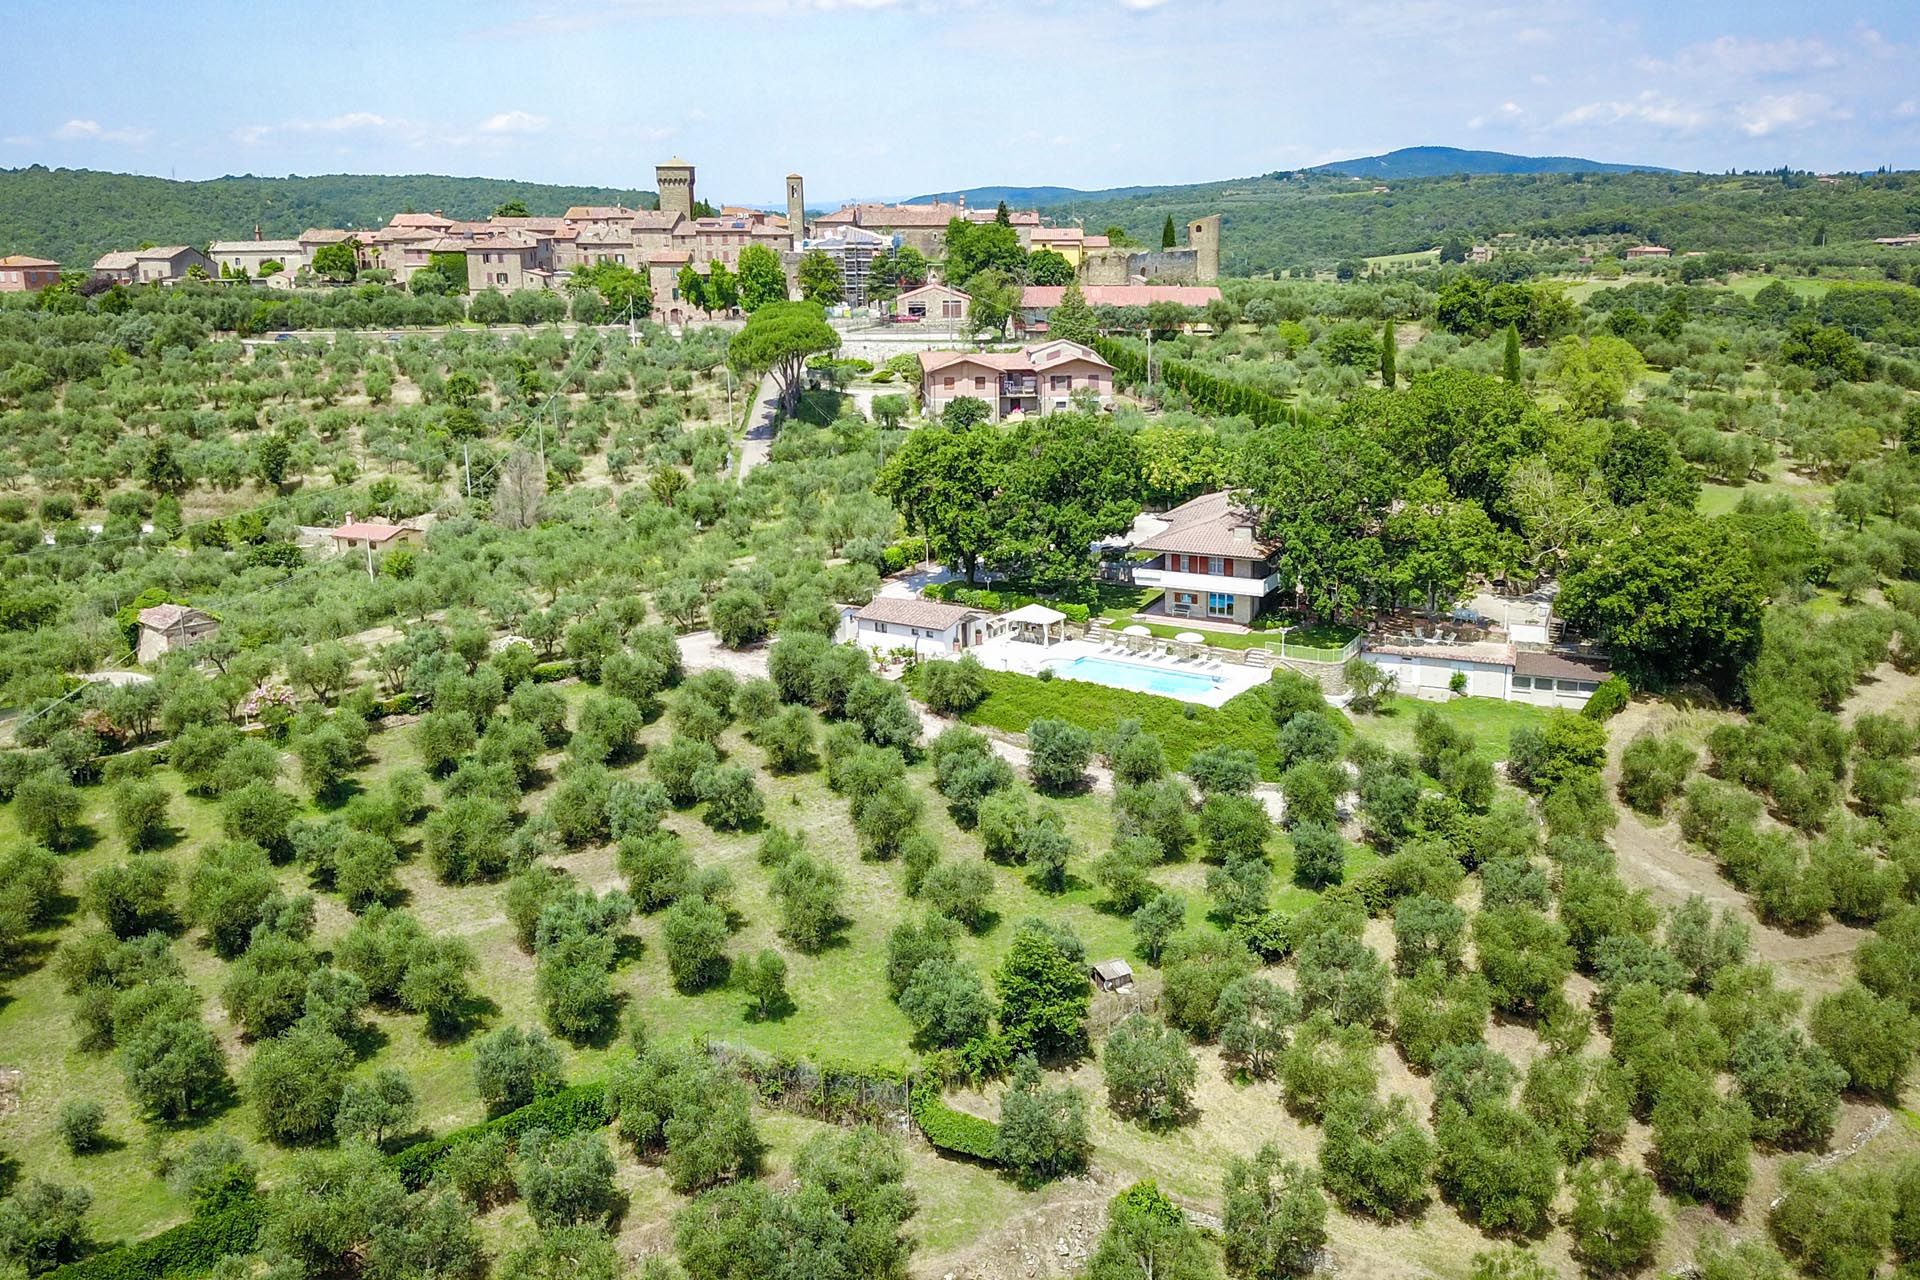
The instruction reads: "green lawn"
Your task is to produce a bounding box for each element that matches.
[936,667,1291,778]
[1345,694,1554,765]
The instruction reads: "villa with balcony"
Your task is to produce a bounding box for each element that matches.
[917,339,1114,421]
[1127,491,1280,626]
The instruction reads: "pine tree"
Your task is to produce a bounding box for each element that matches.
[1050,280,1098,345]
[995,200,1010,226]
[1161,216,1177,249]
[1381,322,1397,389]
[1503,323,1523,384]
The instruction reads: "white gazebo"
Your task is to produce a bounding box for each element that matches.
[1004,602,1068,646]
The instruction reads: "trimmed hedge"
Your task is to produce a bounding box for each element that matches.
[1094,337,1293,425]
[909,1080,1001,1162]
[924,583,1091,624]
[391,1082,608,1190]
[45,1201,266,1280]
[531,660,578,683]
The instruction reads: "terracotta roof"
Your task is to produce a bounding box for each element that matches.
[896,283,969,302]
[137,603,210,631]
[1021,285,1222,309]
[918,340,1110,377]
[564,205,634,220]
[135,245,198,260]
[299,228,356,243]
[816,202,972,229]
[93,251,139,271]
[919,350,1031,374]
[0,255,59,267]
[389,213,455,229]
[852,596,982,630]
[332,520,411,542]
[647,249,692,265]
[209,240,305,254]
[1513,649,1611,680]
[1132,490,1272,558]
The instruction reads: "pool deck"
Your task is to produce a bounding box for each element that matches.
[965,634,1269,707]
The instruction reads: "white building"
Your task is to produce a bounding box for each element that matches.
[1363,641,1610,709]
[839,596,994,658]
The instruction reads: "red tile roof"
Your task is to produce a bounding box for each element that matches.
[332,520,411,542]
[1021,285,1222,309]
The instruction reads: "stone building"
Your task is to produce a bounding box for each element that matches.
[656,158,696,219]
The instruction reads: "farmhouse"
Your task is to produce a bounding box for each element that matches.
[329,516,424,556]
[1129,491,1279,626]
[839,596,994,657]
[134,604,218,664]
[209,237,309,280]
[0,255,60,292]
[92,245,212,286]
[918,339,1114,421]
[1625,244,1672,259]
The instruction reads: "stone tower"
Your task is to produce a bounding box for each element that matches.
[656,157,695,220]
[1188,214,1222,282]
[786,173,806,243]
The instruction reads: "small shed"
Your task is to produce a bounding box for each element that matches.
[135,603,218,664]
[1090,959,1134,993]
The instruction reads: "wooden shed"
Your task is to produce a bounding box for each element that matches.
[1090,959,1134,993]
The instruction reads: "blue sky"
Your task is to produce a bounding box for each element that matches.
[2,0,1915,202]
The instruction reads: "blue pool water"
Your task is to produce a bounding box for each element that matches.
[1048,656,1224,701]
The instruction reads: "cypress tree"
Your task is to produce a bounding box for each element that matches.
[1381,322,1397,389]
[1503,323,1523,384]
[995,200,1011,226]
[1161,216,1177,249]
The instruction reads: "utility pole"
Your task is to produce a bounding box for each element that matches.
[363,540,375,582]
[463,441,471,498]
[1146,328,1154,388]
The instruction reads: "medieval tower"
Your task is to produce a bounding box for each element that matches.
[786,174,806,241]
[656,157,696,219]
[1188,215,1222,282]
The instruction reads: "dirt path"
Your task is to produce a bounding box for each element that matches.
[1602,700,1868,977]
[737,371,780,478]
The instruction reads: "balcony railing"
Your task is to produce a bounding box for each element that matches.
[1000,378,1037,395]
[1134,566,1283,596]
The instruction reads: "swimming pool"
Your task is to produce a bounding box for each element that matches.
[1047,655,1226,702]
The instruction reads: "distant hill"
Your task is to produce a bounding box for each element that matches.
[1030,168,1919,276]
[903,183,1171,208]
[0,166,657,266]
[1311,146,1673,179]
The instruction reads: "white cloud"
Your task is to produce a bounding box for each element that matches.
[1466,101,1525,130]
[1638,35,1838,78]
[1118,0,1174,9]
[53,118,152,144]
[1893,99,1918,119]
[1555,91,1709,133]
[2,134,34,146]
[478,110,550,135]
[1735,91,1845,137]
